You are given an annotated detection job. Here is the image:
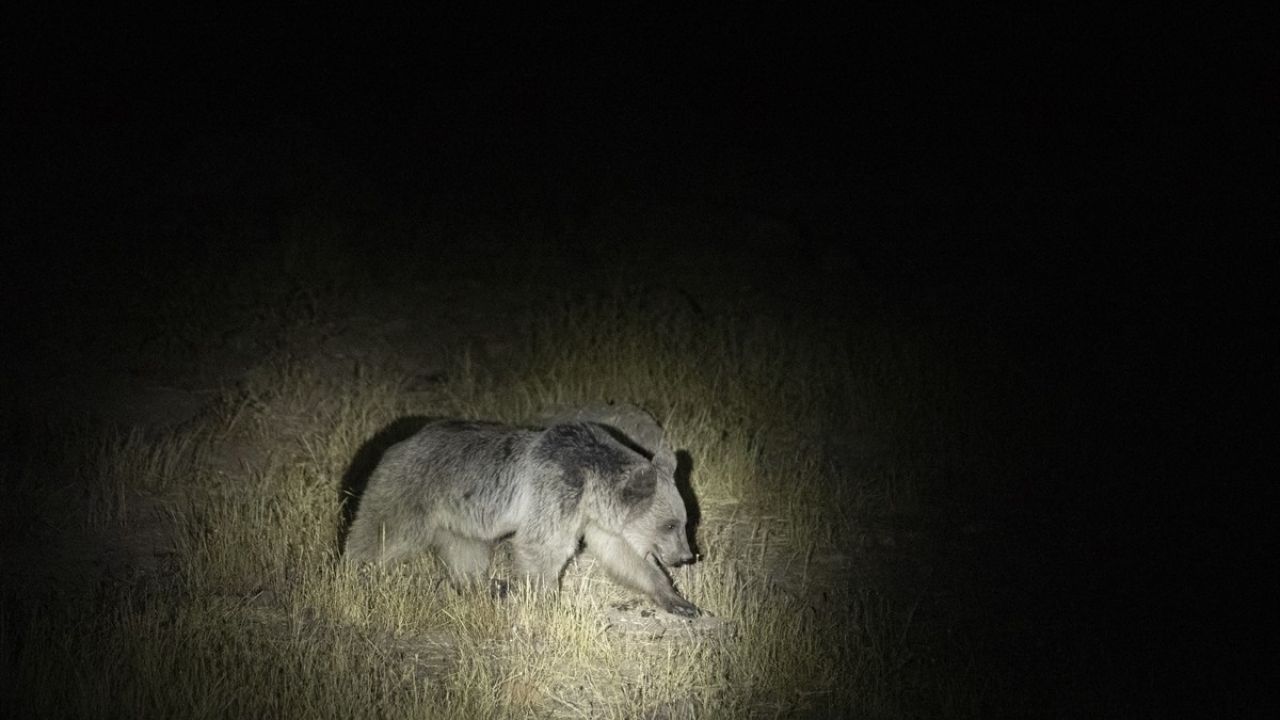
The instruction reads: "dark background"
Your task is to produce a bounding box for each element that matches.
[5,4,1275,714]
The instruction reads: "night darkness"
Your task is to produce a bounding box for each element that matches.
[3,5,1274,717]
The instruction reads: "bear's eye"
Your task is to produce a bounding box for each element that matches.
[665,520,679,531]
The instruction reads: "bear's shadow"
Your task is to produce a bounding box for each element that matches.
[675,449,702,559]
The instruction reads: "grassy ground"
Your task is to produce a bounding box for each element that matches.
[4,166,1006,717]
[6,16,1269,713]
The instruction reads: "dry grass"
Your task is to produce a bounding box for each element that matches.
[3,286,979,718]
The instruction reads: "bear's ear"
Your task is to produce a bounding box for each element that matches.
[618,463,657,505]
[653,442,677,476]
